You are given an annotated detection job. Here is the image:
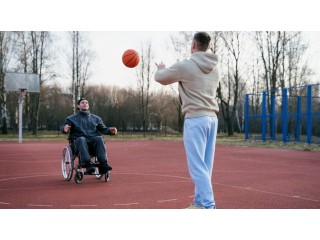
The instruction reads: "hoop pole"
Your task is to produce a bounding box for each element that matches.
[18,89,27,144]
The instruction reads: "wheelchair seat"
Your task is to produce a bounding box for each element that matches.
[68,140,94,162]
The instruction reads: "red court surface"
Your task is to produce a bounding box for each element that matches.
[0,140,320,209]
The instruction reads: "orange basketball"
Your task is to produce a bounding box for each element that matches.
[122,49,140,68]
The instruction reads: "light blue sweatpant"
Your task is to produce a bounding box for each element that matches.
[183,116,218,209]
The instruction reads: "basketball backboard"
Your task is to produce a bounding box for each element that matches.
[4,72,40,93]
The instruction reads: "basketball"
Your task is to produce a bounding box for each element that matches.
[122,49,140,68]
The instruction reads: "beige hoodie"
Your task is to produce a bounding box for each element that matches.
[155,51,219,118]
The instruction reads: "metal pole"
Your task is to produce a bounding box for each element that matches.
[270,93,275,140]
[282,88,288,144]
[18,89,26,144]
[262,91,266,142]
[295,96,301,142]
[244,94,249,140]
[307,85,312,144]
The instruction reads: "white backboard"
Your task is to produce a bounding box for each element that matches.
[4,72,40,92]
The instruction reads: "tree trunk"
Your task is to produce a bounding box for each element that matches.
[0,32,8,134]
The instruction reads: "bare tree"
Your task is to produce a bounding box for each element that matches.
[67,31,94,113]
[170,31,194,62]
[0,32,7,134]
[279,32,313,135]
[38,83,71,131]
[255,31,314,136]
[28,31,54,135]
[13,31,32,128]
[0,31,15,134]
[217,31,247,135]
[135,41,154,135]
[279,32,313,93]
[255,31,287,111]
[149,88,178,135]
[119,87,141,131]
[247,48,265,133]
[168,31,195,132]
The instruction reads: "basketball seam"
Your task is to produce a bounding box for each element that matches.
[125,55,136,66]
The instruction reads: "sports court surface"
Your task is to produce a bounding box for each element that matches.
[0,140,319,209]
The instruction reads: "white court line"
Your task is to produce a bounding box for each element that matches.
[116,172,192,180]
[0,160,57,163]
[114,172,320,203]
[110,180,191,187]
[0,173,61,182]
[27,204,53,207]
[214,170,320,175]
[157,199,177,203]
[0,201,10,205]
[114,203,140,206]
[0,185,72,191]
[70,205,98,207]
[2,171,318,208]
[214,182,320,203]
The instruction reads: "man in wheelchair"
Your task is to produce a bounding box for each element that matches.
[62,98,117,175]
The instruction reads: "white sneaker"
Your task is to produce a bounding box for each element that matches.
[186,203,216,209]
[186,203,205,209]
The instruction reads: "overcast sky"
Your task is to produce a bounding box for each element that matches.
[54,31,320,89]
[78,31,175,88]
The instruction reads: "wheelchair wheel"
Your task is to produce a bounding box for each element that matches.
[61,146,74,181]
[74,171,83,184]
[105,171,110,182]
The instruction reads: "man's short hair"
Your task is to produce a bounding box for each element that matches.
[77,98,87,105]
[193,32,211,51]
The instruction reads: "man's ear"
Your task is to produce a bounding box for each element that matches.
[191,41,196,52]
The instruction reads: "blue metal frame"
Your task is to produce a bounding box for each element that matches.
[282,88,288,143]
[307,85,312,144]
[270,93,276,140]
[245,94,249,140]
[244,84,320,144]
[262,91,267,142]
[295,96,301,142]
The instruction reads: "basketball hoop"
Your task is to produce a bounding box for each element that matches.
[18,88,28,103]
[4,73,40,144]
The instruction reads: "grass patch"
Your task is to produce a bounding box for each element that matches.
[216,133,320,152]
[0,131,319,152]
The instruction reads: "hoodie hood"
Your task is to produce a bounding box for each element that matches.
[190,51,218,74]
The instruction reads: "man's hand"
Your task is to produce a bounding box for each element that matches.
[64,125,71,133]
[155,62,166,70]
[110,127,117,135]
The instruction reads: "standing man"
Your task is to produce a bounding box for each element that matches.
[62,98,117,174]
[155,32,219,209]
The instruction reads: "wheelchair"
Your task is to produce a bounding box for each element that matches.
[61,141,110,184]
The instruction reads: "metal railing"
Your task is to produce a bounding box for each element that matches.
[245,84,320,144]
